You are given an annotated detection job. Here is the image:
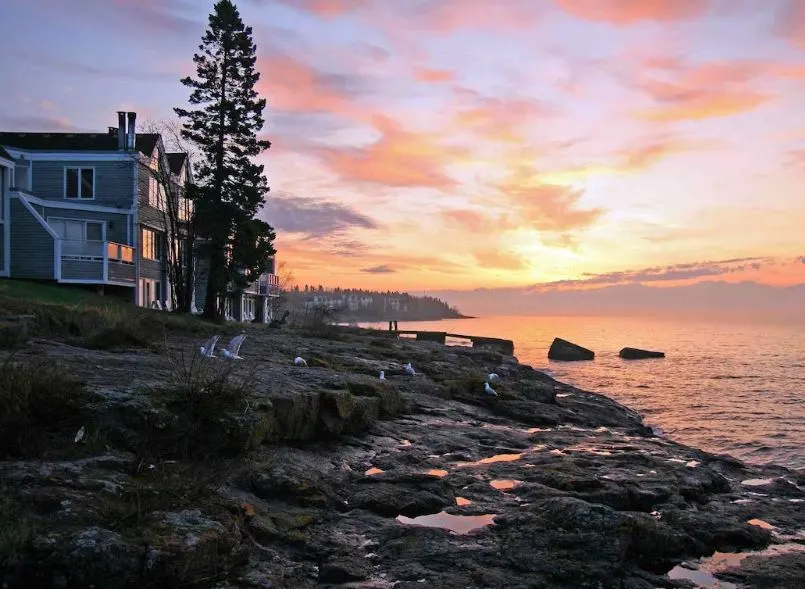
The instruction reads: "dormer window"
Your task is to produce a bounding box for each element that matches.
[65,167,94,199]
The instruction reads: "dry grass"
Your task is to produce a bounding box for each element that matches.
[0,357,89,459]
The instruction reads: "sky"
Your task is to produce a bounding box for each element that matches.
[1,0,805,295]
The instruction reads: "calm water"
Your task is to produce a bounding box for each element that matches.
[361,316,805,470]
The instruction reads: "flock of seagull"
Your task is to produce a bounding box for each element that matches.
[198,334,501,397]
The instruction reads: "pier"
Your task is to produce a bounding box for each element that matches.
[390,329,514,355]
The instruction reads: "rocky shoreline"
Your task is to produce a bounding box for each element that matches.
[1,324,804,588]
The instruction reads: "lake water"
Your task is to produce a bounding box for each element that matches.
[360,315,805,470]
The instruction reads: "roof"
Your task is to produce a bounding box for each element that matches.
[0,132,161,157]
[0,146,11,162]
[166,152,188,175]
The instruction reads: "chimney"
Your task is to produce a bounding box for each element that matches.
[117,111,127,150]
[126,112,137,151]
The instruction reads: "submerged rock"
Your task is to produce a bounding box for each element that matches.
[619,347,666,360]
[548,337,595,361]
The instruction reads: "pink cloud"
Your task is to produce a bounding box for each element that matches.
[554,0,711,24]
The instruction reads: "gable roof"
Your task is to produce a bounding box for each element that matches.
[166,152,188,175]
[0,132,161,157]
[0,146,12,163]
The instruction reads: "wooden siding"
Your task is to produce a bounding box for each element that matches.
[10,199,54,279]
[137,161,168,231]
[42,207,130,244]
[108,262,135,283]
[0,224,4,273]
[61,260,102,281]
[31,159,135,207]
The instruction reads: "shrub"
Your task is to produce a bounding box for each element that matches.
[0,358,87,459]
[0,494,35,571]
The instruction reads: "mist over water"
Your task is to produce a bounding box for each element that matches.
[362,315,805,470]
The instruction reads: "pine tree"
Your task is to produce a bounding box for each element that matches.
[175,0,275,320]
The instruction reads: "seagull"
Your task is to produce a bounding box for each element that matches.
[487,373,500,382]
[200,335,220,358]
[221,333,246,360]
[74,426,85,444]
[294,356,307,366]
[484,382,498,397]
[379,370,386,380]
[404,362,416,376]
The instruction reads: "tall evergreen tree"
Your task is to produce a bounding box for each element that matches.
[175,0,275,320]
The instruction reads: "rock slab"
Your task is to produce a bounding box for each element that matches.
[548,337,595,361]
[619,347,665,360]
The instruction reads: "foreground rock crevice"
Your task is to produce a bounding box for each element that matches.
[0,326,803,588]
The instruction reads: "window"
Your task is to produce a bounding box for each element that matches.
[141,227,162,261]
[148,176,164,209]
[65,168,94,199]
[49,219,104,241]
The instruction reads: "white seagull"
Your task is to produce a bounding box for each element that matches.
[74,426,85,444]
[221,333,247,360]
[294,356,307,366]
[487,373,500,382]
[200,335,221,358]
[484,382,498,397]
[404,363,416,376]
[379,370,386,380]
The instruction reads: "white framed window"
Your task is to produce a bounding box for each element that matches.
[49,218,105,241]
[148,175,164,209]
[64,167,95,199]
[141,227,162,261]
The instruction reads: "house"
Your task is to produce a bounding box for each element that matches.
[0,111,279,321]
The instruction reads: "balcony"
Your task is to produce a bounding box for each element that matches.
[257,273,280,296]
[59,239,135,284]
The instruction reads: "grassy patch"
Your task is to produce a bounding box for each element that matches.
[0,358,89,459]
[0,493,36,571]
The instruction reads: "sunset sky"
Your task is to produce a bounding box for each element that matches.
[2,0,805,292]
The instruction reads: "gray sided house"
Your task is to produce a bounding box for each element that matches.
[0,112,280,320]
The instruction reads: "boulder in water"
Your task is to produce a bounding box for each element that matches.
[548,338,594,361]
[619,347,665,360]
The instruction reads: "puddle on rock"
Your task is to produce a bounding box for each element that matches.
[399,439,412,447]
[741,478,775,487]
[455,497,472,506]
[667,543,805,588]
[457,453,524,467]
[686,460,701,468]
[490,479,521,491]
[396,511,496,534]
[526,427,552,433]
[426,469,448,478]
[365,467,384,476]
[747,518,775,530]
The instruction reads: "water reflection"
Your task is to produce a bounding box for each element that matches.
[456,453,524,467]
[365,467,383,476]
[396,511,496,534]
[426,469,448,478]
[490,479,521,491]
[747,518,774,529]
[455,497,472,506]
[741,478,775,487]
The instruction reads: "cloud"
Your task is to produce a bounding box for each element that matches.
[472,250,528,270]
[776,0,805,49]
[531,256,775,289]
[554,0,712,24]
[361,264,396,274]
[259,191,378,238]
[450,88,557,144]
[13,49,178,81]
[312,115,468,188]
[413,67,455,82]
[258,54,373,118]
[0,115,82,132]
[270,0,371,17]
[798,256,805,264]
[632,58,784,121]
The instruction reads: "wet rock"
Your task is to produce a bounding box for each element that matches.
[352,482,451,517]
[619,347,665,360]
[720,551,805,589]
[318,553,372,583]
[548,337,595,361]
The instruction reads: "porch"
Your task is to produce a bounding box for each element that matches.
[58,240,135,285]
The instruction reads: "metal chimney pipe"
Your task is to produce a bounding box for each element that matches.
[117,111,127,150]
[126,112,137,151]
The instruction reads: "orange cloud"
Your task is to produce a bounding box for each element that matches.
[776,0,805,49]
[313,115,468,188]
[634,59,779,121]
[413,67,454,82]
[449,88,555,144]
[257,54,363,117]
[276,0,370,17]
[554,0,711,24]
